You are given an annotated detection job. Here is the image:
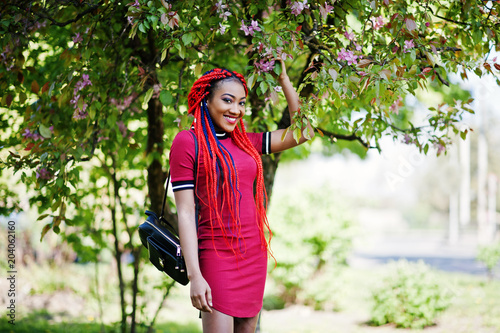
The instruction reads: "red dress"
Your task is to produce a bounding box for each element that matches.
[170,129,272,318]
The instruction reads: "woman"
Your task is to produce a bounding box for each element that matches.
[170,60,313,333]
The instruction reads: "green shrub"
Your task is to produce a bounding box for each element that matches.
[266,185,356,308]
[370,260,452,329]
[476,242,500,279]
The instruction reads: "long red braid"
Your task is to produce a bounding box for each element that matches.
[187,68,273,256]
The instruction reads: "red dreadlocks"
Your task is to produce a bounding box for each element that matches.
[187,68,272,256]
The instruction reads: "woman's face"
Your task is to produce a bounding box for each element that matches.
[206,79,246,132]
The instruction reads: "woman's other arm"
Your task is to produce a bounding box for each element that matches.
[174,190,212,313]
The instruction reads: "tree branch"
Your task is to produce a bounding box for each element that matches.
[317,127,371,149]
[35,1,104,27]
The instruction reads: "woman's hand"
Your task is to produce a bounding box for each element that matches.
[189,275,213,313]
[275,58,289,85]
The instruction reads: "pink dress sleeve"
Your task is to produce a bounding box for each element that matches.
[169,130,196,192]
[246,131,272,155]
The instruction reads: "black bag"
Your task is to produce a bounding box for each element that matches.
[138,132,198,285]
[139,209,189,285]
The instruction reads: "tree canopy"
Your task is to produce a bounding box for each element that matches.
[1,0,500,331]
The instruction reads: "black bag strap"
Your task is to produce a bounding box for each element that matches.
[159,131,199,232]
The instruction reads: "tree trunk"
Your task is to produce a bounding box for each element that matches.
[130,247,141,333]
[145,98,178,226]
[110,169,127,333]
[146,98,165,213]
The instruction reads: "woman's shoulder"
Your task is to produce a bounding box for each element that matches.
[172,129,196,147]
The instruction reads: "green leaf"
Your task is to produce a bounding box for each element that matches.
[37,214,50,221]
[159,90,173,107]
[333,96,341,109]
[138,23,146,34]
[281,128,289,141]
[39,124,52,138]
[293,128,301,143]
[142,88,154,108]
[259,80,268,94]
[149,15,158,27]
[247,72,256,89]
[195,63,202,76]
[182,33,193,46]
[40,223,52,241]
[273,62,282,76]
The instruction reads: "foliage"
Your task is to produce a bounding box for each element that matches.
[1,0,500,330]
[2,0,499,227]
[266,185,355,307]
[477,242,500,279]
[370,260,452,329]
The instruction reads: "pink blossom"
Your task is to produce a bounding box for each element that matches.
[219,9,231,20]
[275,46,292,61]
[21,128,44,141]
[110,94,136,111]
[250,20,260,32]
[344,30,355,41]
[152,83,162,99]
[435,143,446,155]
[240,20,261,36]
[274,86,283,92]
[425,22,430,27]
[74,74,92,95]
[215,1,227,12]
[319,2,334,19]
[117,121,128,137]
[72,109,88,120]
[389,96,403,115]
[372,16,386,30]
[70,94,80,106]
[219,23,227,34]
[240,22,251,35]
[36,167,53,180]
[72,33,83,44]
[403,134,412,144]
[403,39,415,53]
[255,58,275,73]
[290,0,309,16]
[70,94,89,120]
[354,42,362,51]
[219,10,231,20]
[337,48,359,65]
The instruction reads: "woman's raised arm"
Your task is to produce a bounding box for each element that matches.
[269,59,315,153]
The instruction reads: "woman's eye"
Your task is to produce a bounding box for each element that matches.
[239,102,246,106]
[222,98,232,103]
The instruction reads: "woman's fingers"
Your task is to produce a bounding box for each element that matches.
[191,286,212,312]
[206,288,213,309]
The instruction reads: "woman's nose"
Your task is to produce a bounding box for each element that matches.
[230,103,240,114]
